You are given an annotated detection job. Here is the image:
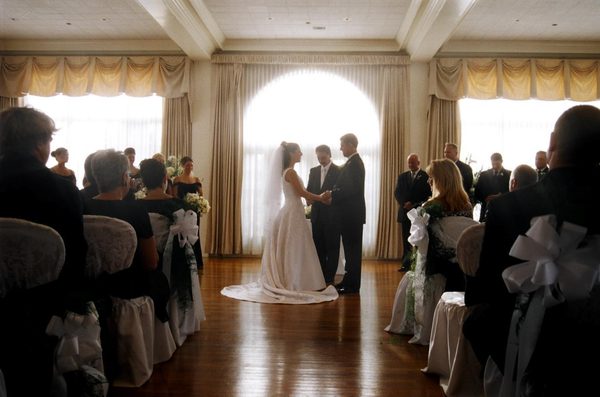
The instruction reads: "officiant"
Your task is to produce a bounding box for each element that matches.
[307,144,341,284]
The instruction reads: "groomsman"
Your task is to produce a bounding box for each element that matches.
[326,133,366,294]
[535,150,549,180]
[474,152,511,222]
[394,153,431,271]
[444,142,473,195]
[307,145,341,284]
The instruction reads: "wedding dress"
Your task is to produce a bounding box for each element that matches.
[221,168,338,304]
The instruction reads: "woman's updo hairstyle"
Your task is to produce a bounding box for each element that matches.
[50,147,68,158]
[180,156,193,166]
[281,141,300,169]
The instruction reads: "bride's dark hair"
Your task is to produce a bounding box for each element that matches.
[280,141,300,169]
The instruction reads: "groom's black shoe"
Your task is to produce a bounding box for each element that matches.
[335,284,359,294]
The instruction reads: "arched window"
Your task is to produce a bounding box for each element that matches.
[241,70,380,255]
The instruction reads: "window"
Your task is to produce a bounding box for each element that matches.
[242,70,380,255]
[25,94,163,187]
[459,98,600,173]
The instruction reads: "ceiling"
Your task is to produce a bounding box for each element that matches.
[1,0,600,61]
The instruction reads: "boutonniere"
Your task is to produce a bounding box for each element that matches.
[415,174,423,180]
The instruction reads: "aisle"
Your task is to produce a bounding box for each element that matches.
[109,257,443,397]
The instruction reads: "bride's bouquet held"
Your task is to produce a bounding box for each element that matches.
[184,193,211,216]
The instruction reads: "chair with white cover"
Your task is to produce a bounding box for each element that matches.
[0,218,66,396]
[423,223,485,397]
[149,210,205,347]
[83,215,175,387]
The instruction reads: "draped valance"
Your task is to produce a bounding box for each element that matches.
[212,53,410,66]
[0,56,191,98]
[430,58,600,102]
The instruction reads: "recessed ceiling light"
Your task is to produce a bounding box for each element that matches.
[66,22,72,26]
[305,21,311,25]
[267,16,273,21]
[552,23,558,26]
[515,19,520,22]
[313,26,326,30]
[343,17,351,22]
[10,17,17,21]
[102,17,108,22]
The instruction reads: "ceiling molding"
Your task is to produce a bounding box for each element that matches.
[439,40,600,58]
[395,0,424,49]
[403,0,479,62]
[0,39,183,55]
[136,0,218,60]
[222,39,402,53]
[188,0,225,47]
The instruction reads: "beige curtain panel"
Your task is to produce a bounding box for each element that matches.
[430,58,600,101]
[425,96,461,166]
[0,56,191,98]
[162,94,192,158]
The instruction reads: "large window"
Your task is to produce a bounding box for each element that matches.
[25,94,163,187]
[242,70,380,256]
[459,98,600,173]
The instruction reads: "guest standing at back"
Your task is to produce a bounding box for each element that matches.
[394,153,432,271]
[444,142,473,196]
[328,133,366,294]
[49,147,76,185]
[474,152,511,222]
[535,150,549,180]
[306,144,341,284]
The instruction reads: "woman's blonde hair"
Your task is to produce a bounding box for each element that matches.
[426,158,472,212]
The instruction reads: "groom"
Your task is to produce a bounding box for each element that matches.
[326,133,366,294]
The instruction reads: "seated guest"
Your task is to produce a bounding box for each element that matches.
[84,149,169,322]
[509,164,537,192]
[386,159,475,344]
[534,150,549,180]
[0,107,87,397]
[80,150,99,200]
[50,147,76,185]
[151,152,174,196]
[464,105,600,395]
[474,152,511,222]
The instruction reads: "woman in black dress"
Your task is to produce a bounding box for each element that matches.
[50,147,76,185]
[172,156,204,267]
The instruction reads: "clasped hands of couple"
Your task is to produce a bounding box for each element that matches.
[317,190,333,205]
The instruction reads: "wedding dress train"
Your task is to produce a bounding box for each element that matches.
[221,168,338,304]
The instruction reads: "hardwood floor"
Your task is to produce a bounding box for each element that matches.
[108,258,443,397]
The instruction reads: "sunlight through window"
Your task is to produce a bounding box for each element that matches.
[460,98,600,174]
[242,70,380,255]
[25,94,163,187]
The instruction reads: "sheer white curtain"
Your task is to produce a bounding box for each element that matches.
[25,94,163,187]
[241,68,381,256]
[459,98,600,173]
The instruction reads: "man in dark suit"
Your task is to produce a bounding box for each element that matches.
[474,152,511,222]
[325,133,365,294]
[307,144,341,284]
[444,142,473,195]
[394,153,431,270]
[463,105,600,395]
[535,150,549,180]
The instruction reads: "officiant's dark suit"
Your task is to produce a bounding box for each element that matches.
[463,105,600,395]
[474,153,511,221]
[307,155,341,284]
[394,158,431,266]
[330,134,366,293]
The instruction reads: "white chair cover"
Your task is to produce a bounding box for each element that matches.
[0,218,65,298]
[110,297,154,388]
[149,211,205,347]
[83,215,137,278]
[423,222,485,397]
[386,212,477,345]
[423,292,483,397]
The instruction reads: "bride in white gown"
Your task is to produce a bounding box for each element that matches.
[221,142,339,304]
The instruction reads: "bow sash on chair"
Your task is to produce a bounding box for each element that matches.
[499,215,600,397]
[162,209,199,287]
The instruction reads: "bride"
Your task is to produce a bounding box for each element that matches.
[221,142,339,304]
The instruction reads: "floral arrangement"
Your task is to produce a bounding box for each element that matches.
[165,155,183,179]
[304,205,312,219]
[134,187,147,200]
[184,193,211,216]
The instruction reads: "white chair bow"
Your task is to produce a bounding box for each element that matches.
[499,215,600,397]
[407,208,430,251]
[170,209,199,248]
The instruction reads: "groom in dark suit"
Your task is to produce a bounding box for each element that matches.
[326,133,366,294]
[394,153,432,270]
[307,144,341,284]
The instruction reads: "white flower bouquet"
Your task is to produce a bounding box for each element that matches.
[134,187,147,200]
[184,193,211,216]
[304,205,312,219]
[165,155,183,179]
